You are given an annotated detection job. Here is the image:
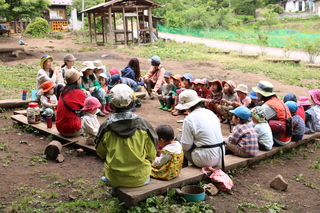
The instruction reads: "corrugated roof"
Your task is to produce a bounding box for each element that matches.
[80,0,164,13]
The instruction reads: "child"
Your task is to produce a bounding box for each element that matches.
[151,124,184,180]
[232,84,251,108]
[98,73,113,113]
[192,79,202,97]
[169,74,184,112]
[285,101,305,141]
[81,97,101,145]
[283,93,305,121]
[250,106,273,151]
[247,90,262,109]
[199,78,211,99]
[19,36,27,45]
[40,81,58,110]
[205,79,223,121]
[309,89,320,132]
[218,80,238,122]
[158,71,174,111]
[172,73,193,116]
[298,96,316,134]
[225,106,259,157]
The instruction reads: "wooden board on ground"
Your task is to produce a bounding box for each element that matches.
[116,166,205,207]
[208,51,230,54]
[306,64,320,68]
[0,99,30,108]
[135,92,146,99]
[265,58,301,64]
[237,54,259,59]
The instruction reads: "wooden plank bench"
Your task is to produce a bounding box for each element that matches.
[10,112,320,207]
[237,54,259,59]
[265,58,301,64]
[208,51,230,54]
[0,99,30,108]
[306,64,320,68]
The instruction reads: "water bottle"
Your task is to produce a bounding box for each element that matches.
[22,89,27,100]
[31,90,37,101]
[46,116,52,128]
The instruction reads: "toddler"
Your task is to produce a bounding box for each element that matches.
[98,73,113,113]
[298,96,316,134]
[40,81,58,110]
[247,90,262,109]
[250,106,273,151]
[285,101,305,141]
[199,78,211,99]
[309,89,320,132]
[225,106,259,157]
[283,93,305,121]
[81,97,101,145]
[192,79,202,97]
[218,80,238,122]
[170,75,184,112]
[232,84,251,108]
[158,71,174,111]
[206,79,223,121]
[151,124,184,180]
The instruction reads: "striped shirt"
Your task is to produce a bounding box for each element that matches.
[227,123,259,156]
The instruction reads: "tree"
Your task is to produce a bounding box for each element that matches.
[260,9,279,30]
[233,0,262,16]
[0,0,51,21]
[300,38,320,63]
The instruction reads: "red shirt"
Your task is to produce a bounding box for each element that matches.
[56,89,86,134]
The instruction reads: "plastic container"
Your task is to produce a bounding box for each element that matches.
[27,102,40,124]
[31,90,37,101]
[46,116,52,128]
[22,89,27,100]
[181,185,205,202]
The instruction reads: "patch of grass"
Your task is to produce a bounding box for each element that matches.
[294,174,305,182]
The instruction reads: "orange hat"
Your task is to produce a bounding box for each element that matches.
[40,81,55,93]
[208,79,222,91]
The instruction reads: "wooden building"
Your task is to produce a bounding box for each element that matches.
[80,0,164,45]
[42,0,72,31]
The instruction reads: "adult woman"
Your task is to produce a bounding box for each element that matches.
[56,68,86,137]
[79,61,108,116]
[121,58,144,90]
[36,55,60,99]
[60,54,77,81]
[175,89,225,168]
[253,81,292,145]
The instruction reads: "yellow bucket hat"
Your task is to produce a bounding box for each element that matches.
[40,55,53,68]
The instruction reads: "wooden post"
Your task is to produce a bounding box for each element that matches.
[88,13,92,43]
[148,7,153,43]
[93,14,97,44]
[122,7,127,45]
[109,7,113,45]
[103,14,107,44]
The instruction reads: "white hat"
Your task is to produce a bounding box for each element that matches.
[110,84,134,108]
[175,89,205,110]
[234,84,249,95]
[93,60,106,70]
[80,61,96,72]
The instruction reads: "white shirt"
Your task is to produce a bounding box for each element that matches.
[36,69,57,96]
[252,122,273,150]
[153,141,182,167]
[40,94,57,109]
[181,107,224,167]
[81,112,100,138]
[313,105,320,132]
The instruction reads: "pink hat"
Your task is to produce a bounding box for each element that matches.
[297,96,311,106]
[309,89,320,105]
[222,80,236,90]
[81,97,101,112]
[110,67,119,76]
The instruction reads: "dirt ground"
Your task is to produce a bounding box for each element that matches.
[0,33,319,212]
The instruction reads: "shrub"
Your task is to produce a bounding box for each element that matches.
[24,18,51,37]
[267,4,284,14]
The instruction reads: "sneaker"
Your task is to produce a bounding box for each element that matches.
[96,111,106,117]
[101,176,109,183]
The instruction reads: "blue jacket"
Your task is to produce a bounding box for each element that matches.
[121,65,144,86]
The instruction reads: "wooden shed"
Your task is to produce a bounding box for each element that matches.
[80,0,164,45]
[42,0,72,31]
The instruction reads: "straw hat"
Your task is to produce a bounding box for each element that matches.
[80,61,95,72]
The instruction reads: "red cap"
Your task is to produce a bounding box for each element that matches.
[23,89,27,93]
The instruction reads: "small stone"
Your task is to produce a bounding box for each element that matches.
[101,54,108,58]
[270,174,288,191]
[156,195,165,202]
[204,183,219,196]
[76,148,84,157]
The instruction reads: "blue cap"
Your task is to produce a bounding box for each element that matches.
[285,101,298,113]
[249,90,258,100]
[108,74,121,90]
[148,55,161,63]
[181,73,193,83]
[230,106,251,120]
[283,93,297,103]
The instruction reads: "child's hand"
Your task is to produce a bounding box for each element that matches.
[220,98,227,104]
[89,87,95,94]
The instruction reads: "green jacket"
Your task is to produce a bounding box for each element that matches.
[95,112,158,187]
[79,74,101,92]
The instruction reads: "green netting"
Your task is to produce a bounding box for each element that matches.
[158,25,320,48]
